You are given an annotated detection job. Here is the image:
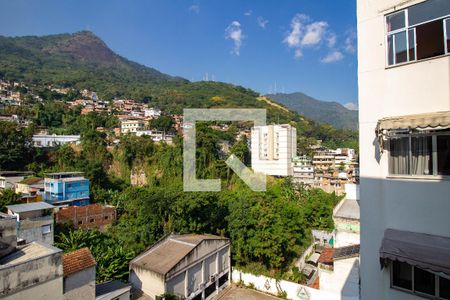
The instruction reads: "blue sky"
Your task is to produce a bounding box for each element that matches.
[0,0,358,109]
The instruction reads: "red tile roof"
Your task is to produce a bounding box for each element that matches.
[63,247,96,277]
[318,247,334,264]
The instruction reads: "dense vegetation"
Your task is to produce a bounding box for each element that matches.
[0,117,341,283]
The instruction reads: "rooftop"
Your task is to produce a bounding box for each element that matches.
[96,280,131,298]
[6,202,55,213]
[334,198,360,220]
[333,244,360,261]
[63,247,96,277]
[0,171,33,177]
[45,172,84,179]
[318,247,334,265]
[0,242,61,267]
[19,177,44,185]
[131,234,229,275]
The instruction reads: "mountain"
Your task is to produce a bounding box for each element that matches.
[0,31,186,98]
[266,92,358,130]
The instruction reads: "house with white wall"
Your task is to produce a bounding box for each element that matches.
[129,234,231,300]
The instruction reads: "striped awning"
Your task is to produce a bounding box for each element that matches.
[375,111,450,153]
[376,111,450,132]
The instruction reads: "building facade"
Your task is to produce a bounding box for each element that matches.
[6,202,55,245]
[32,135,80,148]
[292,155,315,185]
[0,213,63,300]
[251,124,297,176]
[44,172,90,206]
[121,119,145,134]
[357,0,450,299]
[56,204,116,230]
[130,234,231,300]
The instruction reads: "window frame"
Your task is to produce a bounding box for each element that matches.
[390,260,450,299]
[385,2,450,67]
[387,130,450,178]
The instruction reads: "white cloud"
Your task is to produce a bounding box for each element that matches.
[225,21,245,56]
[344,28,357,53]
[294,49,303,59]
[284,14,332,59]
[326,32,337,48]
[244,10,252,16]
[321,50,344,63]
[284,14,308,48]
[189,4,200,14]
[257,16,269,29]
[301,21,328,46]
[344,102,358,110]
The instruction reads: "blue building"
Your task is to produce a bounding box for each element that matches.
[43,172,90,206]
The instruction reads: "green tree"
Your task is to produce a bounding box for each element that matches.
[0,121,33,170]
[0,189,21,211]
[149,116,174,132]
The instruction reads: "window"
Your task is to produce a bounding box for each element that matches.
[392,261,450,299]
[437,135,450,175]
[385,0,450,66]
[446,19,450,53]
[41,224,51,234]
[388,131,450,176]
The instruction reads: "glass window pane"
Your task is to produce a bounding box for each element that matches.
[408,29,416,60]
[414,267,436,296]
[387,11,406,32]
[411,136,433,175]
[392,261,412,290]
[437,135,450,175]
[439,276,450,300]
[408,0,450,26]
[416,19,445,60]
[446,19,450,53]
[388,35,395,65]
[389,137,410,175]
[395,31,408,63]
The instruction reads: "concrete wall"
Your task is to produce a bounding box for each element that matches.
[129,266,165,299]
[2,277,63,300]
[63,267,95,300]
[18,215,54,245]
[232,269,358,300]
[0,250,63,298]
[166,272,185,297]
[357,0,450,299]
[0,214,17,257]
[319,258,360,299]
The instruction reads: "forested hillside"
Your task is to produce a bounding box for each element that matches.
[267,92,358,130]
[0,31,357,150]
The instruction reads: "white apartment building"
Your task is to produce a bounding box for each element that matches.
[358,0,450,299]
[121,119,145,134]
[292,155,315,184]
[251,124,297,176]
[32,134,80,148]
